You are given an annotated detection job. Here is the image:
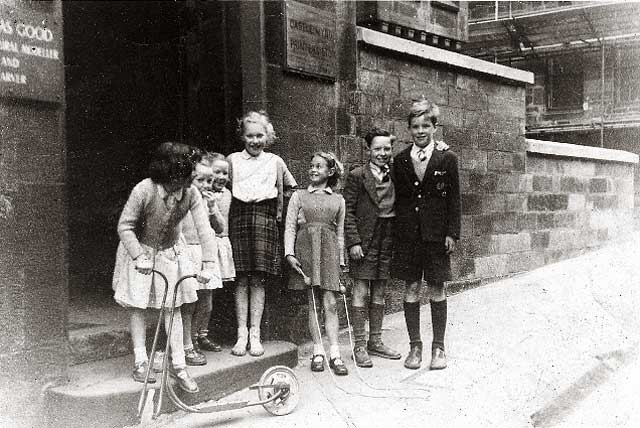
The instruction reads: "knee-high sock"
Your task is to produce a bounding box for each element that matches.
[368,303,385,344]
[403,301,421,346]
[430,299,447,351]
[194,290,213,337]
[351,306,367,348]
[164,309,186,369]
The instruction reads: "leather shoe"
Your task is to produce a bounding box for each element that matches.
[170,367,199,393]
[310,354,325,372]
[430,347,447,370]
[329,357,349,376]
[132,361,156,383]
[367,341,401,360]
[197,336,222,352]
[404,343,422,370]
[185,348,207,366]
[353,346,373,367]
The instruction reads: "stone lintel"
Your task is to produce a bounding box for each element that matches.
[527,139,639,164]
[356,26,534,85]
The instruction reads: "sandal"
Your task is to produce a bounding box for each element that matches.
[310,354,325,372]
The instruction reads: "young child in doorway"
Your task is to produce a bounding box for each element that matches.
[285,152,349,376]
[343,128,401,367]
[391,98,461,370]
[227,111,296,357]
[201,153,235,284]
[180,152,225,367]
[112,142,216,393]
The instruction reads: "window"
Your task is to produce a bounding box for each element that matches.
[547,56,583,110]
[615,49,640,105]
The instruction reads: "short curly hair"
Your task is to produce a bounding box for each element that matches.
[236,111,276,146]
[148,142,201,184]
[364,127,393,148]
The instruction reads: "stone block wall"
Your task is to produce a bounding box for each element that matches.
[351,44,527,283]
[523,148,635,265]
[0,3,69,426]
[348,43,636,286]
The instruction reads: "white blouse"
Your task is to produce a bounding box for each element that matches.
[228,150,296,202]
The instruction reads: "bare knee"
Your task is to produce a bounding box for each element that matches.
[352,280,369,306]
[428,282,446,301]
[323,292,338,315]
[370,280,386,305]
[405,280,422,302]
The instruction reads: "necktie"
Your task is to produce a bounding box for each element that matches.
[418,149,427,162]
[164,194,177,211]
[381,164,390,182]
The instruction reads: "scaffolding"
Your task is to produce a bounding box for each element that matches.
[465,1,640,147]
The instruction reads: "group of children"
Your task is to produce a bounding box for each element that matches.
[112,97,461,392]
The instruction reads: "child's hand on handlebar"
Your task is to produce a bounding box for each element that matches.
[135,255,153,275]
[196,269,214,284]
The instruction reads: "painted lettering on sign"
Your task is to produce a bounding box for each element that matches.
[284,1,337,80]
[0,6,63,102]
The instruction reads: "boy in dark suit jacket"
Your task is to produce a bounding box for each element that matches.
[391,98,461,370]
[344,128,401,367]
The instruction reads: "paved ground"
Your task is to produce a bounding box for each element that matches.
[136,235,640,428]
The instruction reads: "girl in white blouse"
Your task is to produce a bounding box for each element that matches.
[227,111,296,357]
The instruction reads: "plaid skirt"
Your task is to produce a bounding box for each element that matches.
[348,217,394,280]
[229,198,281,276]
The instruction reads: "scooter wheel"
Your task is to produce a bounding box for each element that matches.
[258,365,300,416]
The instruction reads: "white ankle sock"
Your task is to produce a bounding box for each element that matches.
[133,346,148,364]
[329,345,340,360]
[313,344,324,356]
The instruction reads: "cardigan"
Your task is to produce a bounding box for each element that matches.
[117,178,216,262]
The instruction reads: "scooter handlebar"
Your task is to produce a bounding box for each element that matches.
[150,270,197,287]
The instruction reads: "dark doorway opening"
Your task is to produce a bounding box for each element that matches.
[63,1,242,360]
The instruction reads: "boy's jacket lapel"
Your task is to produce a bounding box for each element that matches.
[363,164,379,203]
[397,148,420,184]
[423,148,443,187]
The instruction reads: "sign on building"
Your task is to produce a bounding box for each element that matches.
[284,0,337,80]
[0,5,63,103]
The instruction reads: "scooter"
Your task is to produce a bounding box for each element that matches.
[137,270,300,420]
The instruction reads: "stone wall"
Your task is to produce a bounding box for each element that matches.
[0,2,69,426]
[524,141,636,264]
[350,40,527,284]
[349,32,637,287]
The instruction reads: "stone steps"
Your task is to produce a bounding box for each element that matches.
[46,341,298,428]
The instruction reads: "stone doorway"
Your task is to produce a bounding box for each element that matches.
[62,1,242,360]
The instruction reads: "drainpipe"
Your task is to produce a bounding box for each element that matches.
[600,40,605,148]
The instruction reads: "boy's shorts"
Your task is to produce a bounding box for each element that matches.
[391,239,451,284]
[349,217,394,280]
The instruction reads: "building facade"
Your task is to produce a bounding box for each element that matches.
[465,0,640,221]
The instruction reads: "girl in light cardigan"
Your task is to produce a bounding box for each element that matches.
[112,142,215,393]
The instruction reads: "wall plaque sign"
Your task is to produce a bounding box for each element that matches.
[284,0,337,80]
[0,5,63,102]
